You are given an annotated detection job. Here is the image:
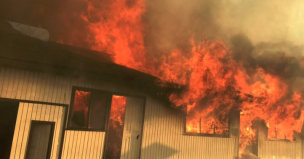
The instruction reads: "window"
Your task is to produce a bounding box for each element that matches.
[69,89,109,131]
[185,105,229,136]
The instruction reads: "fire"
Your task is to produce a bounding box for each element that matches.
[106,95,127,159]
[80,4,304,152]
[158,40,304,154]
[43,0,304,156]
[79,0,155,74]
[109,95,127,130]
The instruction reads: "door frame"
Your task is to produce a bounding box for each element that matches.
[65,87,147,159]
[25,121,55,159]
[102,94,146,159]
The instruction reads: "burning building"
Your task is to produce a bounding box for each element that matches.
[0,10,304,159]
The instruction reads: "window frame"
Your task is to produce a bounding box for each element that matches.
[66,87,112,132]
[183,105,231,138]
[264,122,297,142]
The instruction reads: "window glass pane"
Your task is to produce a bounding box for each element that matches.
[88,93,108,130]
[70,90,91,128]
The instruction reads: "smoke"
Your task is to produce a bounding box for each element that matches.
[3,0,303,59]
[141,0,304,80]
[144,0,221,57]
[144,0,304,53]
[2,0,304,156]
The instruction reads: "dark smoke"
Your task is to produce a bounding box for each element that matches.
[230,34,304,79]
[144,0,222,59]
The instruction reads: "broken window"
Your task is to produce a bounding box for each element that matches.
[69,90,108,130]
[185,105,229,136]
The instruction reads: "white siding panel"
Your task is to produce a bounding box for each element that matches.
[140,96,238,159]
[9,103,65,159]
[257,125,302,159]
[0,67,256,159]
[61,131,106,159]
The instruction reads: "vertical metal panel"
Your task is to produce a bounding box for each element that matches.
[61,130,105,159]
[140,96,239,159]
[120,97,145,159]
[9,103,65,159]
[1,67,11,97]
[257,124,302,159]
[0,66,252,159]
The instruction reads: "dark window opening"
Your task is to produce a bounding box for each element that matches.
[89,93,108,129]
[69,90,108,131]
[0,101,19,159]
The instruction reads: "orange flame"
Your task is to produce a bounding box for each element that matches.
[80,0,156,74]
[158,40,304,153]
[55,0,304,156]
[106,95,127,159]
[109,95,127,129]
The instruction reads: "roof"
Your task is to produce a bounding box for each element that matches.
[0,20,182,104]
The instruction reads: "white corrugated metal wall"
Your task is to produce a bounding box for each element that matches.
[9,103,65,159]
[257,124,303,159]
[61,131,105,159]
[0,66,268,159]
[140,97,239,159]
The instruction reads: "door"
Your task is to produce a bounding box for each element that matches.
[25,121,55,159]
[120,97,145,159]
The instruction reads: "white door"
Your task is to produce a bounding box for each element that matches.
[120,97,145,159]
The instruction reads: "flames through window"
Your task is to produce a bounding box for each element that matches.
[69,90,108,130]
[185,104,229,136]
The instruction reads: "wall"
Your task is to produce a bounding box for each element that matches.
[257,123,303,159]
[0,66,240,159]
[9,103,65,159]
[61,131,105,159]
[141,96,239,159]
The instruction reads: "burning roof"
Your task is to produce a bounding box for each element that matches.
[1,0,304,157]
[0,20,181,104]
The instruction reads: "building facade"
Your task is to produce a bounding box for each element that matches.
[0,20,303,159]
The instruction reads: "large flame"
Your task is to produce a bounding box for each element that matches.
[159,40,304,153]
[78,0,156,74]
[77,0,304,156]
[27,0,303,156]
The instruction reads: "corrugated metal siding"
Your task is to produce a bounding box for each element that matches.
[61,131,105,159]
[9,103,65,159]
[0,67,241,159]
[0,67,71,104]
[140,97,239,159]
[257,124,303,159]
[120,97,145,159]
